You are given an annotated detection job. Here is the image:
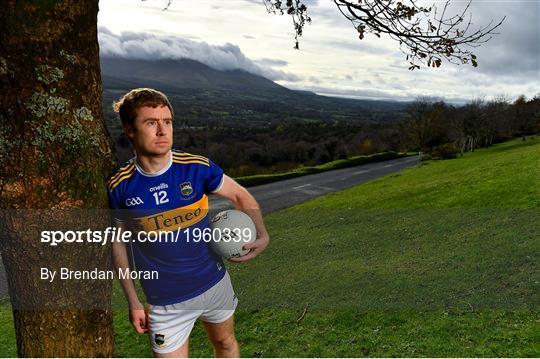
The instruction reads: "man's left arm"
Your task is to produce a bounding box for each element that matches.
[213,175,269,262]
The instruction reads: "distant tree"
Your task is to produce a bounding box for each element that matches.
[511,95,539,137]
[484,98,511,144]
[513,95,528,136]
[324,140,339,160]
[529,95,540,134]
[404,97,448,150]
[265,0,505,69]
[454,98,485,153]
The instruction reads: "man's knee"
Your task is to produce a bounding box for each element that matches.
[211,332,237,351]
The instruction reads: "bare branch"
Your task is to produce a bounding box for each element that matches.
[142,0,173,11]
[264,0,505,69]
[263,0,312,49]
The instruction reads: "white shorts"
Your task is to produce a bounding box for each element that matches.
[146,271,238,354]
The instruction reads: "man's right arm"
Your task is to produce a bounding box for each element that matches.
[111,223,148,334]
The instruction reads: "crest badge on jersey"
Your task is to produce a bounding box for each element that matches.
[180,182,193,196]
[155,333,165,346]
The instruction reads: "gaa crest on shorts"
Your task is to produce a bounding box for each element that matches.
[154,333,165,346]
[180,182,193,197]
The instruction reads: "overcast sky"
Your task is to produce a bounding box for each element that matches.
[97,0,539,103]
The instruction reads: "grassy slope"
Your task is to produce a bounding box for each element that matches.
[0,138,538,357]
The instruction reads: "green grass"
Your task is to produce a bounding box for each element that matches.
[1,137,538,357]
[0,300,15,357]
[111,309,539,357]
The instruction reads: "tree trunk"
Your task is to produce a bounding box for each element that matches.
[0,1,114,356]
[460,136,466,155]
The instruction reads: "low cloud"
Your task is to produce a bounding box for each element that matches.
[98,27,300,82]
[295,84,472,104]
[457,1,539,79]
[254,58,288,67]
[293,84,408,101]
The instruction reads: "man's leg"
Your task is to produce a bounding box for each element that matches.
[203,315,239,358]
[147,303,200,358]
[153,338,189,358]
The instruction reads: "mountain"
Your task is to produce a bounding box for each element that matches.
[100,57,408,128]
[101,57,292,95]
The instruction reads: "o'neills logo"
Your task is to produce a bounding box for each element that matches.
[149,182,169,193]
[134,195,209,232]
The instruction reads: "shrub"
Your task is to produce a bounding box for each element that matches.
[431,143,461,159]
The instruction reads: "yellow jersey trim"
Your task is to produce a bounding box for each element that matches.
[108,164,136,191]
[172,151,209,162]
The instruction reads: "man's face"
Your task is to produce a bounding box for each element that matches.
[126,105,173,156]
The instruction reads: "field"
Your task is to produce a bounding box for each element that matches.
[0,137,538,357]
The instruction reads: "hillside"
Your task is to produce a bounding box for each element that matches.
[0,138,538,357]
[227,137,538,356]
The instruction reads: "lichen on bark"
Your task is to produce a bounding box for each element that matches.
[26,91,70,118]
[0,57,7,76]
[59,50,77,64]
[35,64,64,85]
[73,106,93,122]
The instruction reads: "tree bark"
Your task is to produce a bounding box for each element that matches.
[0,1,114,356]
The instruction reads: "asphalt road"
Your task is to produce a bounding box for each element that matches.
[0,155,419,299]
[209,155,419,213]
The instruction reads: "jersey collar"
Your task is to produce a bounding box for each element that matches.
[134,150,172,177]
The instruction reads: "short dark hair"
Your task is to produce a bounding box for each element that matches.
[113,88,174,126]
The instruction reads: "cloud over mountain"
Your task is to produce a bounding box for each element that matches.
[98,27,300,82]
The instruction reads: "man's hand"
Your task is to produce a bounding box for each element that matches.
[228,233,269,263]
[129,302,149,334]
[214,175,270,263]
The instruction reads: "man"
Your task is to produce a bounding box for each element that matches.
[107,88,269,358]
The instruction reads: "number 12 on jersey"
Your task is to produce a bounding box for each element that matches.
[153,190,169,205]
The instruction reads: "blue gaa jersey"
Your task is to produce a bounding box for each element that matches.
[107,149,226,305]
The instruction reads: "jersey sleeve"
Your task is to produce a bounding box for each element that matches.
[203,159,224,194]
[107,188,125,224]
